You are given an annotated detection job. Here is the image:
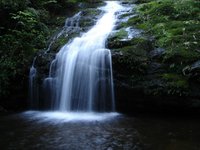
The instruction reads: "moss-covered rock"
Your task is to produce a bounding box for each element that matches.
[110,0,200,114]
[79,8,102,31]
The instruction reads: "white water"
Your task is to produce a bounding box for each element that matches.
[42,1,125,112]
[22,111,120,123]
[29,11,83,109]
[45,12,82,54]
[29,1,125,113]
[29,57,38,108]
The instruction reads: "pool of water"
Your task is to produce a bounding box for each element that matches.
[133,114,200,150]
[0,112,200,150]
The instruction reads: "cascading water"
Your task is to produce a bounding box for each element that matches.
[46,11,82,54]
[29,57,38,108]
[29,11,82,109]
[30,1,125,112]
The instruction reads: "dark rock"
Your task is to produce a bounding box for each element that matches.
[147,62,166,74]
[34,52,56,84]
[149,48,165,59]
[183,60,200,78]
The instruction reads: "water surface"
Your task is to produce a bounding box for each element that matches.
[0,112,200,150]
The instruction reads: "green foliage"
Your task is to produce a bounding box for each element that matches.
[134,0,200,66]
[0,0,82,100]
[0,0,27,10]
[123,0,200,97]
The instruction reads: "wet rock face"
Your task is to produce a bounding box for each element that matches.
[108,1,200,114]
[34,53,55,83]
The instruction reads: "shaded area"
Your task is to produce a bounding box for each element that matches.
[133,114,200,150]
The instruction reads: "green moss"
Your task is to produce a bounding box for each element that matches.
[117,45,147,57]
[127,16,142,25]
[133,0,200,66]
[51,37,67,51]
[120,12,136,18]
[162,44,200,66]
[136,23,149,30]
[112,42,149,75]
[112,29,128,39]
[131,37,153,51]
[122,0,200,97]
[131,36,147,44]
[106,29,129,49]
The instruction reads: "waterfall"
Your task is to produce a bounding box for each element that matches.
[46,11,82,54]
[29,11,82,109]
[30,1,124,112]
[29,57,38,108]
